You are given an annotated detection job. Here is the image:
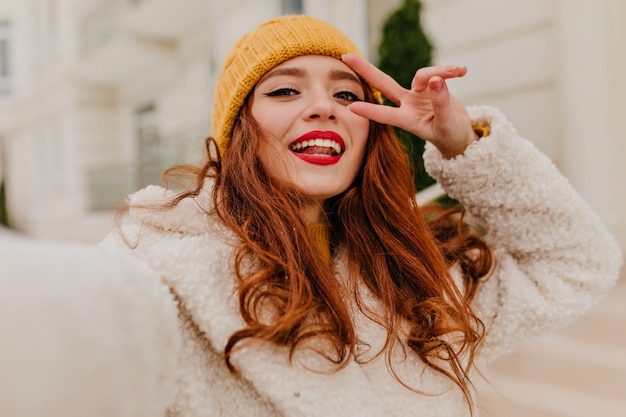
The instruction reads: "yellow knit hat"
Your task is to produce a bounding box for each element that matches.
[211,15,368,157]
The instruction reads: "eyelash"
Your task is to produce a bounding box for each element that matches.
[335,91,361,102]
[265,88,362,102]
[266,87,298,97]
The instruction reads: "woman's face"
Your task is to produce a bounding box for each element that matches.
[251,55,370,211]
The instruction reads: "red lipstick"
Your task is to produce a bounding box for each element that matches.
[289,131,345,166]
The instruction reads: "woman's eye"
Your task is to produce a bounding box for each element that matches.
[335,91,361,102]
[266,88,299,97]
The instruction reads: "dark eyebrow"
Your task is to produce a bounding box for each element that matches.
[258,67,306,83]
[329,69,362,85]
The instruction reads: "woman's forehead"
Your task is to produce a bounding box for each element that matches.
[259,55,361,84]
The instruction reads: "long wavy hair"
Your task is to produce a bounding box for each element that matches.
[162,83,493,413]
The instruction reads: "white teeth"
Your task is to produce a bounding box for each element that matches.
[289,138,343,154]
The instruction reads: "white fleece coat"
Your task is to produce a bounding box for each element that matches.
[2,106,620,417]
[0,236,180,417]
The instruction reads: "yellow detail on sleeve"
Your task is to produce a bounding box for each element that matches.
[472,124,491,139]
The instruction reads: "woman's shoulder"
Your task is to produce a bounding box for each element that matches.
[125,183,214,235]
[102,180,236,260]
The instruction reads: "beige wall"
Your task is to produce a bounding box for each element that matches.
[0,0,623,248]
[422,0,626,250]
[556,0,626,249]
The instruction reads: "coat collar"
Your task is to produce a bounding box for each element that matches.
[126,183,389,416]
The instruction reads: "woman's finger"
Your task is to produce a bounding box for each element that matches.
[341,53,406,105]
[427,76,452,124]
[348,101,407,128]
[411,65,468,92]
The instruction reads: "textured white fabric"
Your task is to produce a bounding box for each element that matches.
[97,105,621,417]
[424,106,623,363]
[0,236,181,417]
[100,106,621,416]
[2,106,620,417]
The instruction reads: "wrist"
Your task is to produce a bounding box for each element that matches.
[439,123,490,159]
[438,126,476,159]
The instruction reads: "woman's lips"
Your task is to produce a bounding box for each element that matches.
[289,131,345,166]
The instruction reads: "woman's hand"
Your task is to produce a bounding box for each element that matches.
[341,53,478,159]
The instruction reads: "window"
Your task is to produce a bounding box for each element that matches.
[87,163,135,211]
[281,0,303,15]
[135,104,161,188]
[0,21,11,96]
[134,103,183,188]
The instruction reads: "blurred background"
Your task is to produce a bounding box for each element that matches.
[0,0,623,415]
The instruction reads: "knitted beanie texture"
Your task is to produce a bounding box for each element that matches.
[211,15,364,156]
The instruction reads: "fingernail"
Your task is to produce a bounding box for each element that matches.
[445,66,456,72]
[430,78,443,91]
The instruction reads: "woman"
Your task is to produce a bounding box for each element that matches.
[98,15,621,417]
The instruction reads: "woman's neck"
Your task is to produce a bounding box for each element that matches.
[302,201,326,224]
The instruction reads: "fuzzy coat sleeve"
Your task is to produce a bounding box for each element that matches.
[423,105,623,364]
[0,234,181,417]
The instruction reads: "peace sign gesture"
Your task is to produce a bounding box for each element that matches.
[342,53,478,159]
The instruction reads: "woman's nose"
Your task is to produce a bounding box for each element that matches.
[306,92,336,120]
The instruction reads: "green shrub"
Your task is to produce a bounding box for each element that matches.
[0,181,9,227]
[377,0,435,191]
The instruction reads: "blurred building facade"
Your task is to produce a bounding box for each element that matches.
[0,2,624,416]
[0,0,624,249]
